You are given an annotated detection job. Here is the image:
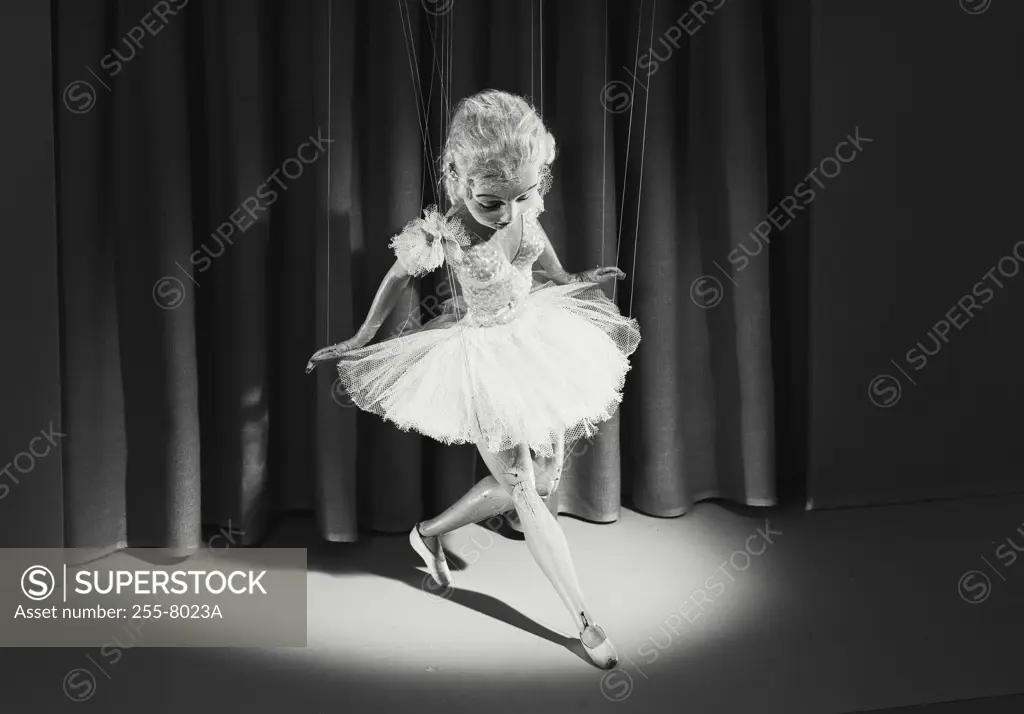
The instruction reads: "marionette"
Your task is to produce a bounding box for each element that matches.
[308,90,640,669]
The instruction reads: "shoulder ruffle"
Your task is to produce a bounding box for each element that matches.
[389,205,471,276]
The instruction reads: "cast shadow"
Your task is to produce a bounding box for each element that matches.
[265,513,592,668]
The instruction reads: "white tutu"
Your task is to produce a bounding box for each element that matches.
[335,279,640,458]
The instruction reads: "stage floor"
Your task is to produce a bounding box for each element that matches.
[4,494,1024,713]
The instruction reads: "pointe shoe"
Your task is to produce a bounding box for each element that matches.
[409,523,453,588]
[580,616,618,670]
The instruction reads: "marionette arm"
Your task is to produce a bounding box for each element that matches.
[305,259,412,372]
[306,211,454,373]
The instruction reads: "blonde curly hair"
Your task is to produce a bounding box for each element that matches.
[439,90,555,205]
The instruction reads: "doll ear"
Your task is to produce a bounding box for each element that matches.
[442,161,463,202]
[461,175,475,199]
[448,163,473,199]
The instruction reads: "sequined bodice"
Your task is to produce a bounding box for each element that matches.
[442,212,546,327]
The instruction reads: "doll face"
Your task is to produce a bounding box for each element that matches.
[463,162,543,231]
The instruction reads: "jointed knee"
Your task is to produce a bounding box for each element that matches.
[509,481,546,516]
[496,444,553,504]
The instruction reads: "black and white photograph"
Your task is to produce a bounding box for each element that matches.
[1,0,1022,712]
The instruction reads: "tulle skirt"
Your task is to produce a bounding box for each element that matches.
[334,280,641,458]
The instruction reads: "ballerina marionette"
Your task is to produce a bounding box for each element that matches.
[306,89,640,669]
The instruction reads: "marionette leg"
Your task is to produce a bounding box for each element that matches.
[416,474,513,540]
[411,469,514,589]
[503,435,564,530]
[481,441,618,669]
[411,438,570,592]
[539,434,565,519]
[417,436,563,539]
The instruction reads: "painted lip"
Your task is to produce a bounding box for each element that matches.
[493,222,509,229]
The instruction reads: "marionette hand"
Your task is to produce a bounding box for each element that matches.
[305,337,363,373]
[568,266,626,284]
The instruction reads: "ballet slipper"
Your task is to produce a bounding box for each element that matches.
[409,523,453,588]
[580,614,618,670]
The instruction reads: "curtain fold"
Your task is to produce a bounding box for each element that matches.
[53,0,792,551]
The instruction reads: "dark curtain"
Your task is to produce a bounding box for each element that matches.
[52,0,800,553]
[806,0,1024,508]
